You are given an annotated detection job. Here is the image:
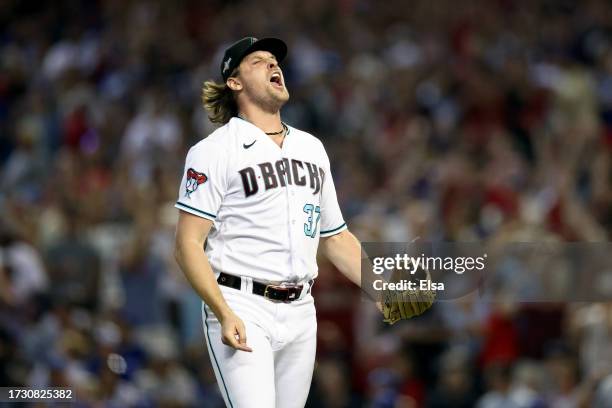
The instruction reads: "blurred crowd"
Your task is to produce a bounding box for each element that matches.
[1,0,612,406]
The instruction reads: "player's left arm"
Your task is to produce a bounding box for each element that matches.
[319,229,362,287]
[316,150,434,322]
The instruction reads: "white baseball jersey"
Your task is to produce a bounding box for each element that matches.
[175,116,346,283]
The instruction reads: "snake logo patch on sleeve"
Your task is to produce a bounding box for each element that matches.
[185,168,208,198]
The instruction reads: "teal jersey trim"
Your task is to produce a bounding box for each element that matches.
[175,202,217,219]
[202,303,234,408]
[320,222,347,235]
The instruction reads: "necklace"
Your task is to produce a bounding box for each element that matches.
[266,123,287,135]
[237,114,287,136]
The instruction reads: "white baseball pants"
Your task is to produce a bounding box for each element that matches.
[202,283,317,408]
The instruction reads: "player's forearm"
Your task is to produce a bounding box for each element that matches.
[174,240,232,320]
[320,229,362,287]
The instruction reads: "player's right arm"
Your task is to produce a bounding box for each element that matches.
[174,211,252,352]
[174,140,252,352]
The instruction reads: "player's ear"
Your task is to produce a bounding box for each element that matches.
[227,77,242,91]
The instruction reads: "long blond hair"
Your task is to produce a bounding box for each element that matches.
[201,69,239,125]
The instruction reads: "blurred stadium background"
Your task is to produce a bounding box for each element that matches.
[1,0,612,406]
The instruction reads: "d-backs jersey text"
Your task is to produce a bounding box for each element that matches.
[175,117,346,283]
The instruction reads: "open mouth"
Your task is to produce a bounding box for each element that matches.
[270,72,283,87]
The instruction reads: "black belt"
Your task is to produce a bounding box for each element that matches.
[217,272,313,303]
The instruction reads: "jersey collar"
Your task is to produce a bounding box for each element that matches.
[232,116,291,149]
[233,116,291,136]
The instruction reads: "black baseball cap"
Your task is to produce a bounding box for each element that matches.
[220,37,287,82]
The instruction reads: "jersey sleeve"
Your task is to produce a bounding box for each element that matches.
[319,151,347,237]
[175,141,227,221]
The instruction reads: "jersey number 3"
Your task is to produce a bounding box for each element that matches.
[303,204,321,238]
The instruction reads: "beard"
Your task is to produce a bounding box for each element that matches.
[245,83,290,113]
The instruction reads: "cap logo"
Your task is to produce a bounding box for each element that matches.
[223,57,232,74]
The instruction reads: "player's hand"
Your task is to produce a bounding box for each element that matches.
[219,311,252,352]
[381,266,435,325]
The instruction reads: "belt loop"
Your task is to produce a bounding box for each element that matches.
[301,279,314,300]
[243,276,252,293]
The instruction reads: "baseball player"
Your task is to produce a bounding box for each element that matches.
[174,37,433,408]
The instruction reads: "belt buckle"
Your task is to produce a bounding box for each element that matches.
[263,284,285,301]
[264,284,299,302]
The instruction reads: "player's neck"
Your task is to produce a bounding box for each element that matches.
[237,107,283,135]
